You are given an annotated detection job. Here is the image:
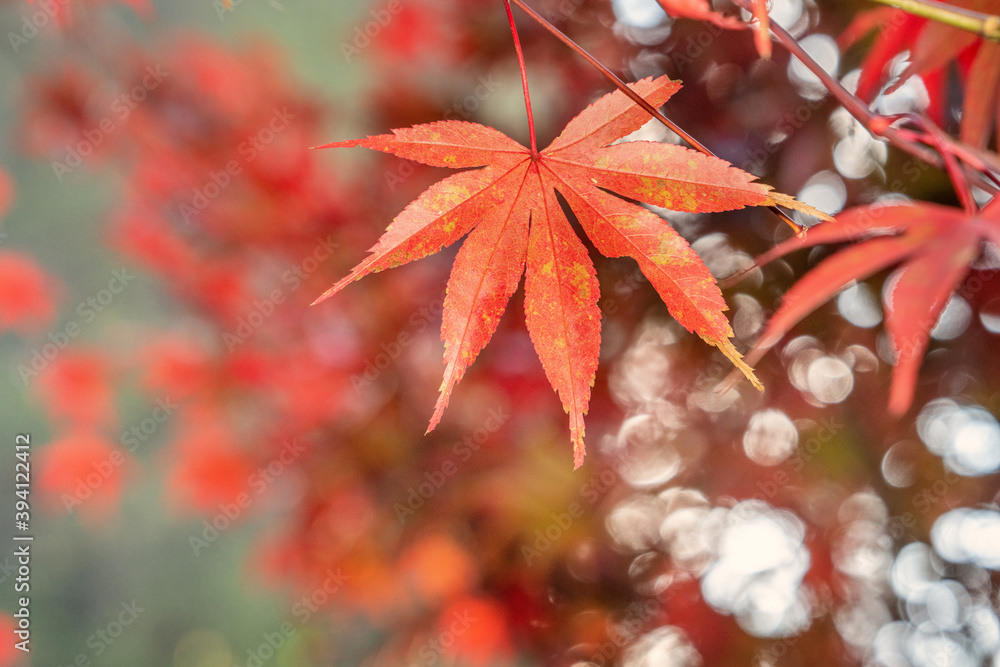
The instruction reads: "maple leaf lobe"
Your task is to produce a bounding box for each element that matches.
[745,202,990,415]
[317,74,827,465]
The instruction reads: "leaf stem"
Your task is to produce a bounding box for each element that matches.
[504,0,539,158]
[511,0,706,151]
[866,0,1000,41]
[908,114,977,214]
[508,0,804,233]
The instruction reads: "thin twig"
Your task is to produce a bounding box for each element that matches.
[907,114,977,213]
[508,0,804,233]
[504,0,539,158]
[729,0,1000,196]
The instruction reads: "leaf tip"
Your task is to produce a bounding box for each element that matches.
[311,137,370,151]
[766,191,834,223]
[709,336,764,391]
[310,290,334,306]
[428,393,449,436]
[572,438,586,470]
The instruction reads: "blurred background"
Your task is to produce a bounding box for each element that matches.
[0,0,999,665]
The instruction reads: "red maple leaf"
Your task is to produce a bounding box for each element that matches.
[315,75,825,467]
[741,198,1000,415]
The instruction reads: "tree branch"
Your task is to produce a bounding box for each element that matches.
[728,0,1000,195]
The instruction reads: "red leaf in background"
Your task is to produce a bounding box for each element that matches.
[655,0,771,58]
[25,0,151,27]
[315,75,827,467]
[743,200,1000,415]
[655,0,744,29]
[435,595,514,667]
[165,417,257,513]
[961,40,1000,149]
[0,251,57,333]
[0,166,13,218]
[0,614,21,666]
[37,432,130,524]
[399,534,477,606]
[35,350,115,429]
[138,336,213,400]
[112,208,195,275]
[364,1,467,68]
[20,63,106,161]
[841,2,1000,147]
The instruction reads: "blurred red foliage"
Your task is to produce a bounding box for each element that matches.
[10,1,1000,665]
[0,251,57,333]
[34,349,115,429]
[37,432,130,524]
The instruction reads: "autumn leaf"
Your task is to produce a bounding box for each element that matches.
[655,0,771,58]
[740,199,1000,415]
[655,0,744,29]
[314,75,826,467]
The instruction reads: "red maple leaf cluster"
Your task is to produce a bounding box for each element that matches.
[841,1,1000,149]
